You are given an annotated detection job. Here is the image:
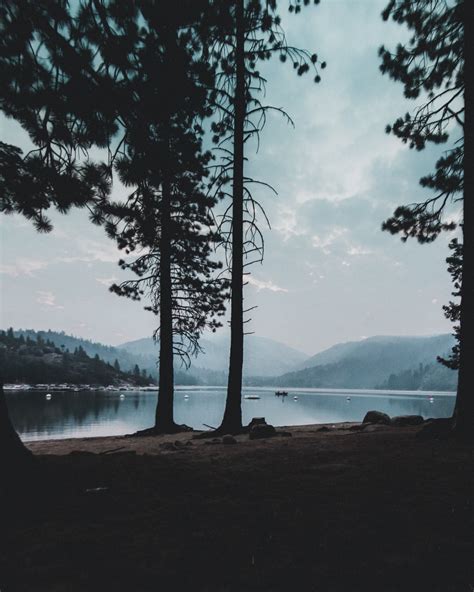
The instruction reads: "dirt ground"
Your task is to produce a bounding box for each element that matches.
[1,423,473,592]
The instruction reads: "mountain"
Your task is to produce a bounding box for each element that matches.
[11,329,196,385]
[1,329,153,386]
[257,334,457,390]
[118,333,309,377]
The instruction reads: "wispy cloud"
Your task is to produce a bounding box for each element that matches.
[36,290,64,309]
[0,258,49,277]
[95,276,119,287]
[247,275,288,293]
[347,245,373,256]
[311,226,349,254]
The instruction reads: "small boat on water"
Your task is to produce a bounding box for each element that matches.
[275,390,288,397]
[244,394,261,400]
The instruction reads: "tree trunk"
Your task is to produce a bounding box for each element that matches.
[0,384,33,478]
[155,163,177,433]
[454,1,474,438]
[219,0,245,434]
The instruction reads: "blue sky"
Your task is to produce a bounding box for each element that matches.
[0,0,460,355]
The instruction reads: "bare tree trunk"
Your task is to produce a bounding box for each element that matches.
[155,160,177,433]
[454,1,474,438]
[0,384,32,476]
[219,0,245,434]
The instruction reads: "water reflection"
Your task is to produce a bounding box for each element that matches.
[6,388,455,442]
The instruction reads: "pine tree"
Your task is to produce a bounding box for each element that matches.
[207,0,324,433]
[379,0,473,436]
[75,1,229,433]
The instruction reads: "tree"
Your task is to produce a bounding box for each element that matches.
[0,1,114,232]
[76,1,228,432]
[208,0,324,433]
[379,0,473,436]
[0,0,116,467]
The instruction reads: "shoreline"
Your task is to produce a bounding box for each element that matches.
[3,421,473,591]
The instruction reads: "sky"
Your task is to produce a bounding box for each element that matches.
[0,0,461,356]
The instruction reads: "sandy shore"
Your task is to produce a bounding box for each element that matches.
[2,422,473,592]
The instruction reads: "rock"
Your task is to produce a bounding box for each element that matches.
[390,415,424,427]
[222,434,237,445]
[249,423,276,440]
[174,440,185,448]
[203,437,222,446]
[248,417,267,429]
[416,418,453,440]
[160,442,176,451]
[349,424,367,431]
[317,426,330,432]
[362,410,391,425]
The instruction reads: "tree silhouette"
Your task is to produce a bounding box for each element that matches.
[379,0,473,435]
[207,0,324,433]
[0,0,115,470]
[77,1,228,432]
[0,1,114,232]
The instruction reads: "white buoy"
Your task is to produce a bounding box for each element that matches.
[346,396,351,402]
[120,393,125,400]
[45,393,52,400]
[293,395,298,400]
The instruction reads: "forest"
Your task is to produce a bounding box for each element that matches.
[0,328,154,386]
[0,1,472,590]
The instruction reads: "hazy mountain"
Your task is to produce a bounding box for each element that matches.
[118,333,309,377]
[1,330,153,386]
[9,329,457,390]
[294,334,455,372]
[258,334,457,390]
[12,329,196,385]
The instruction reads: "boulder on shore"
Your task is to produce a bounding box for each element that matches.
[222,434,237,445]
[248,417,267,430]
[249,423,276,440]
[362,410,391,425]
[390,415,424,427]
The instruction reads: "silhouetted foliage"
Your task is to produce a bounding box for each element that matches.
[379,0,474,435]
[206,0,324,432]
[70,1,229,432]
[0,1,113,231]
[438,238,462,369]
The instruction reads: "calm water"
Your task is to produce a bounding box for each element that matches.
[6,387,456,442]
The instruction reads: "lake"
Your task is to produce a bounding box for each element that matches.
[6,387,456,442]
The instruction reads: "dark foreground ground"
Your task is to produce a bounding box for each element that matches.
[1,423,473,592]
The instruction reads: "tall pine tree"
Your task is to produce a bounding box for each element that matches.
[379,0,473,436]
[206,0,324,433]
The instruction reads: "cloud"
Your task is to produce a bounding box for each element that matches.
[95,276,119,287]
[0,258,49,277]
[311,227,349,254]
[36,290,64,309]
[246,275,288,293]
[347,245,373,256]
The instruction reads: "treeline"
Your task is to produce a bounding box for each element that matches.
[0,329,155,386]
[376,364,457,393]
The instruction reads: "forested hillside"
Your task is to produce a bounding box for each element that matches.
[0,329,154,386]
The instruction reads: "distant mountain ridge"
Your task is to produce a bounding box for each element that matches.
[258,334,457,390]
[118,333,309,377]
[8,329,457,390]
